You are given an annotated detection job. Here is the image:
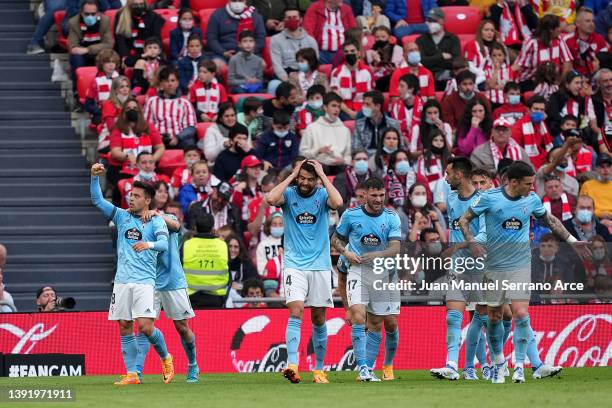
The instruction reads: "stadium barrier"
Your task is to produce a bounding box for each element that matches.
[0,305,610,375]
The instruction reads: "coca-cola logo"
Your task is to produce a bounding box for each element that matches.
[0,323,58,354]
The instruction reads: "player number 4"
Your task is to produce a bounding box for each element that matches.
[285,275,292,286]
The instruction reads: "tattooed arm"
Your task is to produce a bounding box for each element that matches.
[537,212,572,241]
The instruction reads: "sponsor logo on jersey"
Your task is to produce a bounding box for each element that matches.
[296,212,316,225]
[502,217,522,230]
[360,233,381,246]
[451,218,461,230]
[125,227,142,241]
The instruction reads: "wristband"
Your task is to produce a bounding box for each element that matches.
[566,235,578,243]
[146,242,154,249]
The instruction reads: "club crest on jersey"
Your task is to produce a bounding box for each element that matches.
[521,206,529,215]
[502,217,522,230]
[296,212,316,224]
[125,227,142,240]
[361,233,381,246]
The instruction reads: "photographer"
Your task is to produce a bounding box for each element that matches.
[36,286,75,312]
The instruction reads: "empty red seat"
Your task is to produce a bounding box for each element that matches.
[263,36,273,77]
[441,6,482,36]
[196,122,214,141]
[435,91,445,102]
[76,66,98,105]
[154,9,178,56]
[158,149,185,177]
[190,0,226,12]
[199,8,215,39]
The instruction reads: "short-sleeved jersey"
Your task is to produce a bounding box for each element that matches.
[281,186,332,271]
[156,213,187,291]
[111,209,169,285]
[447,189,486,270]
[335,206,402,257]
[469,187,546,271]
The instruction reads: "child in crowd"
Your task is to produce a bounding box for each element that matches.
[132,37,167,96]
[296,85,326,137]
[178,35,205,93]
[85,49,120,125]
[228,30,264,94]
[255,110,300,170]
[169,8,202,63]
[189,59,228,122]
[484,43,515,110]
[169,145,204,197]
[237,96,265,142]
[493,81,529,126]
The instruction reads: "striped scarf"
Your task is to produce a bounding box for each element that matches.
[389,97,423,145]
[499,1,532,46]
[543,193,572,221]
[489,138,523,169]
[79,16,101,45]
[521,120,553,158]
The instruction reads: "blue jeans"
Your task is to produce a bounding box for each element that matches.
[393,23,428,42]
[32,0,67,46]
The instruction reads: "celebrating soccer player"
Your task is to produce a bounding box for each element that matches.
[459,161,589,383]
[331,177,402,382]
[266,160,343,384]
[90,163,175,385]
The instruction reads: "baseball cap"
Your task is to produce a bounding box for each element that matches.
[270,211,283,220]
[427,7,445,21]
[241,155,263,170]
[493,118,512,129]
[36,286,56,299]
[215,181,234,201]
[597,153,612,166]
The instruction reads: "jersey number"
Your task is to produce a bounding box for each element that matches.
[285,275,292,286]
[199,260,215,268]
[348,280,357,291]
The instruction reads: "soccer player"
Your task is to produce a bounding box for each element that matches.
[459,161,588,383]
[266,160,343,384]
[135,207,199,383]
[331,177,402,382]
[90,163,175,385]
[431,157,487,381]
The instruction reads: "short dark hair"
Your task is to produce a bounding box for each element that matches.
[195,213,215,234]
[342,39,360,51]
[183,145,200,155]
[273,110,291,126]
[471,168,491,179]
[399,74,420,93]
[241,277,264,297]
[540,232,558,243]
[497,158,514,175]
[306,84,326,100]
[295,47,319,71]
[229,124,249,139]
[372,25,391,36]
[136,151,154,162]
[506,161,535,181]
[187,34,203,47]
[81,0,99,11]
[132,180,156,200]
[352,149,368,159]
[561,114,579,127]
[283,6,300,16]
[456,70,476,85]
[238,30,255,42]
[275,81,296,100]
[144,36,162,49]
[527,94,547,108]
[323,91,342,106]
[504,81,520,93]
[242,96,262,115]
[420,227,439,242]
[447,156,473,178]
[158,66,179,82]
[299,161,317,177]
[363,177,384,190]
[198,59,216,73]
[364,90,384,108]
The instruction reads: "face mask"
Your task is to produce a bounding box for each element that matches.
[138,170,155,180]
[411,195,427,208]
[180,20,193,30]
[126,109,139,122]
[556,165,567,173]
[426,242,442,255]
[576,209,593,224]
[274,129,289,138]
[284,18,300,31]
[427,22,442,34]
[362,107,373,118]
[540,254,555,263]
[403,91,414,103]
[83,15,97,27]
[374,40,388,49]
[229,1,246,14]
[425,117,436,125]
[132,5,146,16]
[345,53,357,66]
[407,51,421,66]
[270,227,284,238]
[459,90,475,101]
[297,61,309,73]
[593,249,606,261]
[395,160,411,175]
[508,94,521,105]
[117,94,128,103]
[431,145,445,155]
[185,158,199,166]
[308,99,323,110]
[324,113,336,123]
[531,111,545,123]
[354,159,369,175]
[383,146,397,154]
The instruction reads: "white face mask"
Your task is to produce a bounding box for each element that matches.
[427,22,442,34]
[229,1,246,14]
[117,94,129,103]
[138,170,156,180]
[411,195,427,208]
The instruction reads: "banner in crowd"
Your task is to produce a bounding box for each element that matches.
[0,305,610,375]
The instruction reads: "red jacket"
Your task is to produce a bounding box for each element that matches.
[303,1,357,48]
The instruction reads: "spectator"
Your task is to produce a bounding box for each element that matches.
[247,174,282,240]
[153,180,170,211]
[169,146,205,197]
[512,14,573,92]
[352,90,401,154]
[389,42,436,101]
[299,92,351,174]
[261,82,300,132]
[67,0,114,77]
[288,48,329,102]
[177,36,205,93]
[231,154,266,226]
[372,127,402,176]
[205,0,266,66]
[36,286,60,312]
[0,244,15,313]
[408,99,453,161]
[384,149,425,208]
[270,8,319,84]
[536,140,581,197]
[462,19,501,81]
[296,85,326,137]
[511,95,553,169]
[470,117,531,175]
[114,0,164,67]
[532,61,560,100]
[178,161,220,215]
[203,102,239,165]
[583,236,612,293]
[591,69,612,153]
[183,213,230,308]
[557,117,596,178]
[580,153,612,225]
[401,183,447,242]
[441,56,470,97]
[332,150,372,210]
[493,81,529,126]
[239,278,267,308]
[255,110,300,170]
[441,70,492,130]
[130,37,166,96]
[531,233,577,287]
[303,0,357,64]
[566,7,608,77]
[330,40,375,119]
[365,26,404,91]
[188,182,244,234]
[563,196,612,242]
[27,0,69,54]
[483,42,516,110]
[227,233,258,296]
[416,8,462,91]
[228,30,265,94]
[414,128,450,192]
[389,74,424,148]
[169,8,202,64]
[385,0,434,40]
[255,212,284,275]
[189,60,228,123]
[487,0,539,61]
[355,0,390,34]
[97,76,131,155]
[539,172,577,222]
[84,49,120,126]
[456,98,493,156]
[118,151,170,208]
[213,125,256,182]
[251,0,292,35]
[237,97,264,142]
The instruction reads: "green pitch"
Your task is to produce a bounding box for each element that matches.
[1,368,611,408]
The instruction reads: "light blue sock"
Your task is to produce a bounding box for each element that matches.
[286,317,301,365]
[446,310,463,365]
[134,332,150,373]
[120,334,138,373]
[383,330,399,366]
[365,330,382,369]
[181,337,197,366]
[312,324,327,370]
[487,319,505,363]
[465,312,484,369]
[503,319,512,345]
[521,315,543,369]
[513,316,532,365]
[351,324,367,367]
[476,331,488,367]
[147,328,169,360]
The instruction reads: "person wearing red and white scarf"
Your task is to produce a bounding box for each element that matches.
[189,75,228,122]
[542,179,575,221]
[113,1,163,66]
[565,8,608,77]
[84,50,119,125]
[546,71,597,137]
[330,43,375,117]
[388,42,436,100]
[169,147,203,197]
[484,45,516,106]
[118,153,170,209]
[489,0,539,52]
[389,73,424,146]
[511,96,553,169]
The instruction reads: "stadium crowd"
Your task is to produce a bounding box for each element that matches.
[9,0,612,310]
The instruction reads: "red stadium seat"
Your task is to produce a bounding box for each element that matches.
[216,63,228,86]
[263,36,273,77]
[344,120,355,133]
[124,67,134,80]
[190,0,226,12]
[199,8,215,39]
[154,9,178,56]
[76,66,98,105]
[196,122,214,141]
[318,64,332,78]
[458,34,476,53]
[523,91,535,102]
[327,175,335,184]
[105,9,119,37]
[441,6,482,36]
[54,10,68,49]
[158,149,184,177]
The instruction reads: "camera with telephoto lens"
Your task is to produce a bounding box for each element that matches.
[56,296,76,309]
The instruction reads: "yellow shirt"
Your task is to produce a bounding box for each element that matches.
[580,179,612,218]
[470,0,496,13]
[531,0,576,24]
